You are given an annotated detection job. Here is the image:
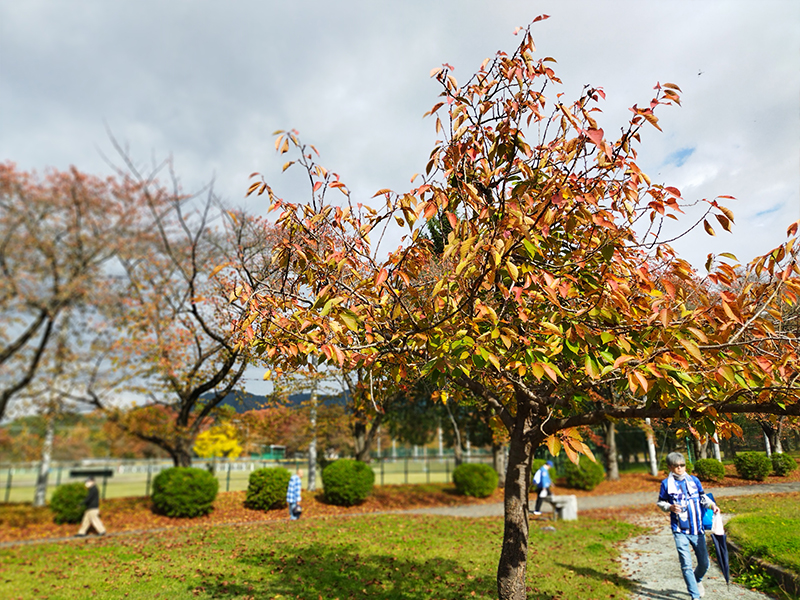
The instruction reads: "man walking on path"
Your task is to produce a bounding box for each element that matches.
[75,478,106,537]
[532,460,553,516]
[657,452,718,599]
[286,470,302,521]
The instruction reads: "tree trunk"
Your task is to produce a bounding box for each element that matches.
[774,417,784,454]
[645,418,658,476]
[604,421,619,481]
[712,433,722,461]
[307,388,318,491]
[354,412,383,463]
[763,430,772,457]
[444,399,463,467]
[33,413,55,507]
[496,409,534,600]
[492,442,507,488]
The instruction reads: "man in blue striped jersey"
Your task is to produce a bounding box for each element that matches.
[657,452,719,599]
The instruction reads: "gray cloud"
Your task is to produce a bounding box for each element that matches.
[1,0,797,270]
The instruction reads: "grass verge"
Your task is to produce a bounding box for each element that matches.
[0,514,642,600]
[724,493,800,574]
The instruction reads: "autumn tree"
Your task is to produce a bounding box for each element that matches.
[84,156,279,468]
[0,162,148,422]
[237,20,800,600]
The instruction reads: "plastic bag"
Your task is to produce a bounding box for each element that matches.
[711,512,725,536]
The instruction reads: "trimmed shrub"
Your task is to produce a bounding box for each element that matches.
[151,467,219,518]
[563,456,606,491]
[771,453,798,477]
[50,483,87,524]
[734,452,772,481]
[321,459,375,506]
[452,463,499,498]
[693,458,726,483]
[658,457,694,475]
[245,467,292,510]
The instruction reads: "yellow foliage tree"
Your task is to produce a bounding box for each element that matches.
[193,423,243,459]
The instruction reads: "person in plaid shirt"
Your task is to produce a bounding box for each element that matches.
[286,470,302,520]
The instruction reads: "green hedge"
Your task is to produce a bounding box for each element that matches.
[563,456,605,491]
[693,458,726,483]
[734,452,772,481]
[322,459,375,506]
[771,453,798,477]
[50,483,86,524]
[151,467,219,518]
[245,467,292,510]
[452,463,498,498]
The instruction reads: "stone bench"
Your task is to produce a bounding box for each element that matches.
[545,494,578,521]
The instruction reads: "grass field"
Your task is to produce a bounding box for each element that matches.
[723,492,800,574]
[0,513,642,600]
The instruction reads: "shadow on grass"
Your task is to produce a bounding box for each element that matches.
[555,561,638,591]
[192,540,493,599]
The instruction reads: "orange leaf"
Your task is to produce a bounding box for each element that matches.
[375,268,388,287]
[703,219,716,236]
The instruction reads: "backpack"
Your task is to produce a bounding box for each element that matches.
[533,468,543,487]
[702,492,715,530]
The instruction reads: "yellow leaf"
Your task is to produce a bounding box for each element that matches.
[678,339,702,361]
[703,219,716,236]
[545,435,561,457]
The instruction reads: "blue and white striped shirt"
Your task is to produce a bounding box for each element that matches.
[286,474,302,504]
[658,474,707,535]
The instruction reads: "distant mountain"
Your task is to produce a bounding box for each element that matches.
[213,390,349,413]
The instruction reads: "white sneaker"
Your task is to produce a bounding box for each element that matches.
[533,511,542,516]
[696,581,705,598]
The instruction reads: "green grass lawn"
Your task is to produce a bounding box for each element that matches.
[0,514,642,599]
[723,493,800,574]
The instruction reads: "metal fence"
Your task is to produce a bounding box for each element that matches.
[0,453,495,504]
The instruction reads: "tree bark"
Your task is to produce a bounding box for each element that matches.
[444,399,464,467]
[354,411,383,463]
[774,417,784,454]
[712,433,722,461]
[33,413,55,507]
[308,388,318,491]
[645,418,659,477]
[497,405,534,600]
[492,442,507,488]
[604,421,619,481]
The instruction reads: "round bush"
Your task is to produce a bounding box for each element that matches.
[563,456,606,491]
[452,463,499,498]
[659,457,694,475]
[151,467,219,518]
[50,482,87,524]
[771,453,798,477]
[245,467,291,510]
[693,458,726,483]
[733,452,772,481]
[321,459,375,506]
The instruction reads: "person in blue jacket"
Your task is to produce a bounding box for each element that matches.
[532,460,553,516]
[657,452,718,599]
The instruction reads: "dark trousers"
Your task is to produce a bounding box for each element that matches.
[534,487,550,512]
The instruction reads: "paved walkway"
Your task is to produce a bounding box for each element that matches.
[620,514,769,600]
[400,481,800,518]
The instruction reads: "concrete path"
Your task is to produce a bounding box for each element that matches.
[620,515,769,600]
[400,481,800,518]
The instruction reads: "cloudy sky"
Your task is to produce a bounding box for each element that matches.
[2,1,798,263]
